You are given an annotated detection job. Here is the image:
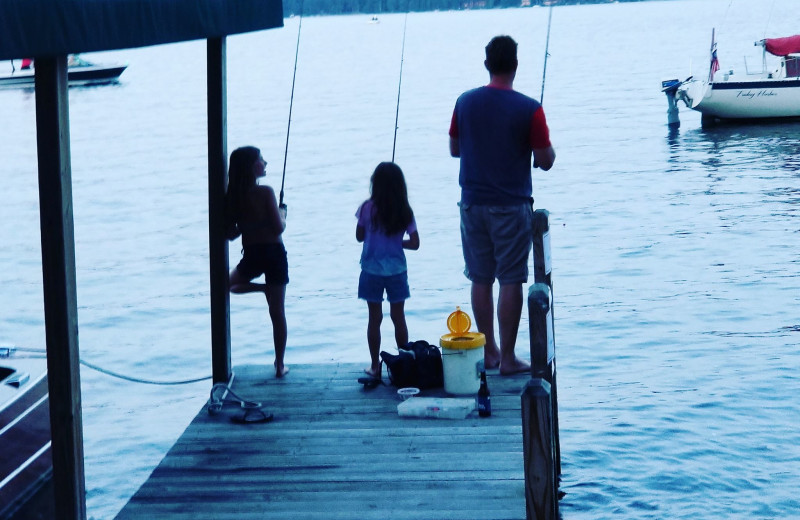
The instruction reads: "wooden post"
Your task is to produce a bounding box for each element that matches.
[527,283,552,380]
[522,208,561,516]
[207,37,232,384]
[35,55,86,520]
[531,209,550,285]
[530,208,561,475]
[521,378,557,520]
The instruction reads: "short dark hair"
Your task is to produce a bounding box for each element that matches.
[485,35,518,75]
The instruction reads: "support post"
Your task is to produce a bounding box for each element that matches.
[207,37,231,384]
[521,378,557,520]
[35,55,86,520]
[531,209,551,286]
[530,208,561,475]
[528,284,552,380]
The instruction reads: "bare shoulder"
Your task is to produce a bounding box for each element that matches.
[254,185,277,200]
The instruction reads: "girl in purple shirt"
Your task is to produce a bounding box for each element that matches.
[356,162,420,379]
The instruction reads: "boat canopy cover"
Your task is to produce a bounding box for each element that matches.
[764,35,800,57]
[0,0,283,61]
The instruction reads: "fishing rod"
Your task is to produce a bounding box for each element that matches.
[540,4,554,104]
[279,3,304,206]
[392,11,409,163]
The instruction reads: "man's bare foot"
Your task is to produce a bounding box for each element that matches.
[499,357,530,376]
[484,345,501,371]
[274,361,289,378]
[364,366,381,379]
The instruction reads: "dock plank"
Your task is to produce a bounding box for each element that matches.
[116,363,532,520]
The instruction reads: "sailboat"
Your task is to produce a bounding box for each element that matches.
[662,31,800,126]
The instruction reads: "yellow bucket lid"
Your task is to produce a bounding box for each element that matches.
[447,306,471,334]
[440,307,485,349]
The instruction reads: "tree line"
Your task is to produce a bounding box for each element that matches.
[281,0,645,17]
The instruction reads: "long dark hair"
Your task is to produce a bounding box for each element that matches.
[225,146,261,228]
[369,162,413,235]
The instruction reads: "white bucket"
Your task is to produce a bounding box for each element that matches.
[440,335,484,395]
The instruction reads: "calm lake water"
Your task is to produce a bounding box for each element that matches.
[1,0,798,518]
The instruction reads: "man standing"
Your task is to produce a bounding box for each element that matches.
[449,35,555,375]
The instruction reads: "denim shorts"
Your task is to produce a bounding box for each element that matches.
[358,270,410,303]
[460,202,532,285]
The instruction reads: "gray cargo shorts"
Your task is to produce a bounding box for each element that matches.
[459,202,533,285]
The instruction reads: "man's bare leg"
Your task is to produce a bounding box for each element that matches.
[497,282,530,375]
[471,282,500,370]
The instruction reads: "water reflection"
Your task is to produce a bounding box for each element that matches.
[666,120,800,174]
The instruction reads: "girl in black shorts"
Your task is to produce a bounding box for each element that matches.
[226,146,289,378]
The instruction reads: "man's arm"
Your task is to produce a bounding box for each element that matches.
[449,136,460,157]
[533,146,555,171]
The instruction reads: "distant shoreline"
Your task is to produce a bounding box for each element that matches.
[281,0,664,18]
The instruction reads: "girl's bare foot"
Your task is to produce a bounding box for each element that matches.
[274,361,289,378]
[364,365,381,379]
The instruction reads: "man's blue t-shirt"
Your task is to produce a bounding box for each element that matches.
[451,86,548,206]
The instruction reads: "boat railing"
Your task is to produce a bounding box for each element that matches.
[743,56,763,76]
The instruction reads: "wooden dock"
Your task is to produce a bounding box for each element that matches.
[116,363,531,520]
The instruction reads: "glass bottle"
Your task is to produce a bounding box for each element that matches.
[477,370,491,417]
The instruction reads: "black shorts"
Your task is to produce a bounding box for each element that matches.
[236,243,289,285]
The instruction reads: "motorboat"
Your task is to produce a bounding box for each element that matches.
[0,55,126,89]
[0,347,52,519]
[662,32,800,127]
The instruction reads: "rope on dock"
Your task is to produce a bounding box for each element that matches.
[206,381,262,415]
[7,346,212,386]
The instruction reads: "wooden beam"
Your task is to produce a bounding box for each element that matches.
[207,37,232,384]
[34,55,87,520]
[521,379,557,520]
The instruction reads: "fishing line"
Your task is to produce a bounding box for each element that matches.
[279,2,304,206]
[540,5,554,104]
[392,11,409,162]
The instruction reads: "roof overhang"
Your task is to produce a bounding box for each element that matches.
[0,0,284,60]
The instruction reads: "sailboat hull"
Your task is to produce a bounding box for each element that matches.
[693,78,800,119]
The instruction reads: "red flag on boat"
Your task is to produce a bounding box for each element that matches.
[709,44,720,81]
[708,29,720,82]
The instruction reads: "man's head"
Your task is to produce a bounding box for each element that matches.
[484,35,518,76]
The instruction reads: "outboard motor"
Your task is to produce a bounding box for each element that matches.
[661,79,682,128]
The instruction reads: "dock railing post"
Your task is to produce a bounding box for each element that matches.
[522,209,560,519]
[531,209,561,476]
[522,377,556,520]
